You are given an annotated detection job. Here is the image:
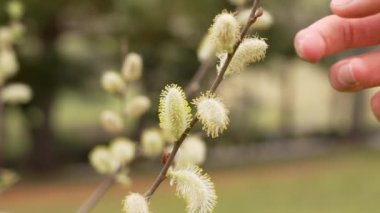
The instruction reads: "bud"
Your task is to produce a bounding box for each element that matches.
[0,168,19,193]
[101,71,126,96]
[197,33,216,62]
[193,92,229,138]
[122,193,150,213]
[10,22,26,41]
[237,9,273,31]
[124,96,151,117]
[6,0,24,21]
[109,137,136,164]
[228,0,247,6]
[115,172,132,187]
[177,136,207,167]
[168,165,217,213]
[89,145,120,174]
[209,12,240,53]
[121,53,143,82]
[218,37,267,76]
[159,84,191,140]
[1,83,32,104]
[0,48,18,79]
[0,27,13,48]
[141,129,164,158]
[100,110,124,134]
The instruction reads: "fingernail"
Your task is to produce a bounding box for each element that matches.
[337,62,356,86]
[294,32,325,63]
[331,0,353,6]
[294,37,306,59]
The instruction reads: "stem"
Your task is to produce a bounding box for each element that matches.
[184,57,215,97]
[0,98,4,168]
[77,175,116,213]
[144,0,262,199]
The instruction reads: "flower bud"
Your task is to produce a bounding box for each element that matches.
[193,92,229,138]
[10,22,26,41]
[141,129,164,158]
[109,137,136,164]
[1,83,32,104]
[121,53,143,82]
[89,145,120,175]
[115,172,132,187]
[159,84,191,140]
[101,71,126,96]
[0,27,13,48]
[123,193,150,213]
[228,0,247,6]
[209,12,240,53]
[0,168,19,192]
[0,49,18,79]
[177,136,206,167]
[6,0,24,21]
[168,165,217,213]
[100,110,124,134]
[218,37,267,76]
[197,33,216,62]
[124,96,151,117]
[237,9,273,31]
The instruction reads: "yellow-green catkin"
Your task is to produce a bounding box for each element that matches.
[168,165,217,213]
[228,0,247,7]
[209,11,240,54]
[101,71,126,96]
[122,193,150,213]
[109,137,136,164]
[237,9,273,31]
[121,53,143,82]
[218,37,268,76]
[0,83,32,104]
[158,84,191,140]
[193,92,229,138]
[6,0,24,21]
[197,33,216,62]
[141,129,165,158]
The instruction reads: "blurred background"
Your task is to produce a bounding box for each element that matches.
[1,0,380,212]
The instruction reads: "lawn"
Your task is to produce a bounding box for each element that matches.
[1,149,380,213]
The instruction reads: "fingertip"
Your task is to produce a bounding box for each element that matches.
[371,91,380,122]
[329,58,364,92]
[330,0,355,17]
[294,30,326,63]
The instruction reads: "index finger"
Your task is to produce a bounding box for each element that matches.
[331,0,380,18]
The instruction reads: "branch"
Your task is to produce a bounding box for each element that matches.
[0,94,4,167]
[144,0,262,199]
[184,57,215,97]
[77,174,116,213]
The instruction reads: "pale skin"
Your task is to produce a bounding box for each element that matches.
[294,0,380,120]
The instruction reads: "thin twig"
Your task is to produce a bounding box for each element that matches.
[0,94,4,167]
[144,0,262,199]
[77,174,116,213]
[185,57,215,97]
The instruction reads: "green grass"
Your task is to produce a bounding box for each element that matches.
[2,149,380,212]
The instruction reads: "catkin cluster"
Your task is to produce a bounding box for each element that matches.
[91,1,271,213]
[0,0,31,105]
[0,0,31,193]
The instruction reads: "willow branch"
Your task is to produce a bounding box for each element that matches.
[144,0,262,199]
[77,174,116,213]
[0,93,4,167]
[185,57,215,97]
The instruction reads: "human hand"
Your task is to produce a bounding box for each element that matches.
[294,0,380,120]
